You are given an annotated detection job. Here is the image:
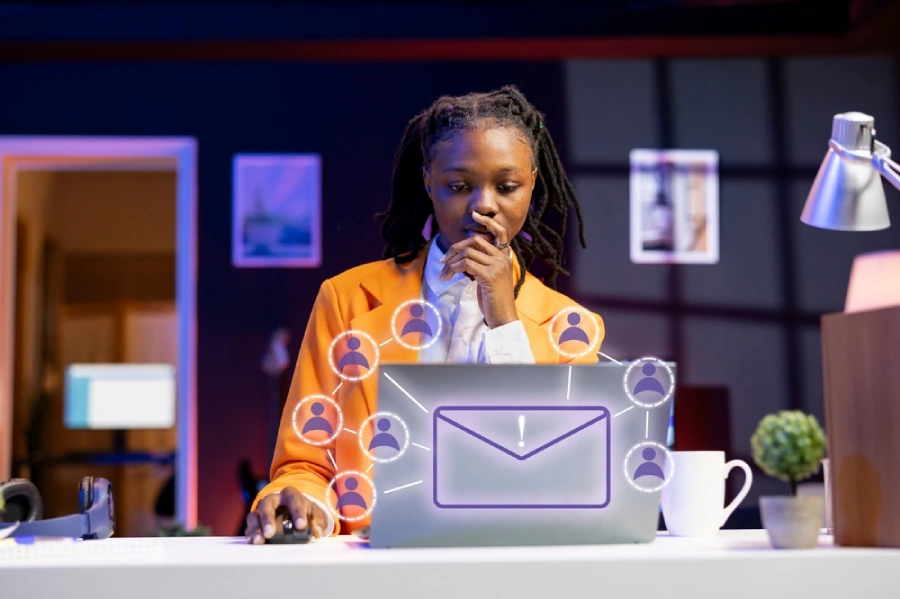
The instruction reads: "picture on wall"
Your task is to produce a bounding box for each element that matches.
[629,149,719,265]
[232,154,322,268]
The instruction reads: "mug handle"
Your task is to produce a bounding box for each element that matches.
[719,459,753,528]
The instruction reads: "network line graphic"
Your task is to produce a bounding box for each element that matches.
[292,298,675,522]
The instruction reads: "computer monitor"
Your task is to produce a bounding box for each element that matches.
[64,364,176,430]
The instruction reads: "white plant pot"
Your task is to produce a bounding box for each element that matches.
[760,495,825,549]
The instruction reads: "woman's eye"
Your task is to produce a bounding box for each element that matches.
[498,184,520,193]
[449,184,469,192]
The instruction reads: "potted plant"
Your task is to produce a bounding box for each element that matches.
[751,410,827,549]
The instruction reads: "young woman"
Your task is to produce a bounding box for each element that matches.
[245,85,605,543]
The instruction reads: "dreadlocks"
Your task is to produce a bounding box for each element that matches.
[375,85,587,297]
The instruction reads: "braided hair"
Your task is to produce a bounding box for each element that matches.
[376,85,587,297]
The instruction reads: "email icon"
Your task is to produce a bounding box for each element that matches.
[433,405,610,509]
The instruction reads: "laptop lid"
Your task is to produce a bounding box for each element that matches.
[366,361,676,548]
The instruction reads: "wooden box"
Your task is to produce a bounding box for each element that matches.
[821,305,900,547]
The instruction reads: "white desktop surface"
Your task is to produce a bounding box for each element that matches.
[3,531,899,599]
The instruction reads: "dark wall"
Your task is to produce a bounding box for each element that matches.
[0,61,566,534]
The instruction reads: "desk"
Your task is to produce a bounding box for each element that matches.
[3,531,899,599]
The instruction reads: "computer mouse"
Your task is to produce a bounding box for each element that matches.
[265,505,311,544]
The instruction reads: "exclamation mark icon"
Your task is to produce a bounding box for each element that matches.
[518,415,525,447]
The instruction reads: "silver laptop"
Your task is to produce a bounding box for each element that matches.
[366,361,676,548]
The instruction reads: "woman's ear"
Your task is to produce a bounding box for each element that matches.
[531,167,538,188]
[423,167,432,198]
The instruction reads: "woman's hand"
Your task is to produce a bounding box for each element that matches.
[439,211,518,329]
[245,487,330,544]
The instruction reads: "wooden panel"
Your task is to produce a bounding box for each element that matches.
[64,254,175,304]
[123,302,177,453]
[55,305,118,453]
[821,305,900,547]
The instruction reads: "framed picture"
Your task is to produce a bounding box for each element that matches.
[629,149,719,265]
[232,154,322,268]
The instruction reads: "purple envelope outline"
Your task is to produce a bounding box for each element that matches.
[432,405,611,509]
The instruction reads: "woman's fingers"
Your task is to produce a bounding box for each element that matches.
[256,494,279,539]
[439,237,497,280]
[471,212,509,248]
[245,510,264,545]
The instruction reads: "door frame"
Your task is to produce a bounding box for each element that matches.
[0,137,198,528]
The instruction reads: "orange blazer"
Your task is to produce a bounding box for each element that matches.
[252,241,605,534]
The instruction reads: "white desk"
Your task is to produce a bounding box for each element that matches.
[3,531,899,599]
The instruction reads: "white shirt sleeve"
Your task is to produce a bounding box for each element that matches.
[482,320,536,364]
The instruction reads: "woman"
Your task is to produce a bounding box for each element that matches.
[246,85,605,543]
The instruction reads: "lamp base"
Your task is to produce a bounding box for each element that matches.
[822,305,900,547]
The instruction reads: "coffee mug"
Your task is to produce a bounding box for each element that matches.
[661,451,753,537]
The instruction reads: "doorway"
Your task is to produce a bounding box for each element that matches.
[0,138,197,530]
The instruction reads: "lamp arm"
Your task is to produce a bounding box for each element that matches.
[873,141,900,193]
[829,139,900,193]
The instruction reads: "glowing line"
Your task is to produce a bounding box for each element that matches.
[566,365,572,400]
[645,412,650,439]
[380,339,393,347]
[382,372,428,413]
[412,443,431,451]
[383,480,424,495]
[333,382,343,395]
[598,351,623,365]
[327,450,337,469]
[365,464,373,474]
[343,428,357,435]
[614,406,634,418]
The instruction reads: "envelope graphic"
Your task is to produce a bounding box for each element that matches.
[433,405,610,509]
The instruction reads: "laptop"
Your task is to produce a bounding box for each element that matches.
[366,361,676,548]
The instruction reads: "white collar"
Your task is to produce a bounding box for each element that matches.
[424,234,468,297]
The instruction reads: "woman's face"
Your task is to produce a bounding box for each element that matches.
[423,127,537,250]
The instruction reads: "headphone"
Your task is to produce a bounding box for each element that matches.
[0,477,116,540]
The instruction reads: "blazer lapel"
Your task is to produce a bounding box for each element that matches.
[515,271,566,363]
[349,246,428,417]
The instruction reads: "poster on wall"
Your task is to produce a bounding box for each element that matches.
[232,154,322,268]
[629,149,719,265]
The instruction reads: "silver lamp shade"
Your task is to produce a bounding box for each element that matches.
[801,112,891,231]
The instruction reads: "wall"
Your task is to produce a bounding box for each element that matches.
[13,171,57,457]
[562,56,900,503]
[1,56,897,532]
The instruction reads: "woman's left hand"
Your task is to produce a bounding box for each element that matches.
[439,212,518,329]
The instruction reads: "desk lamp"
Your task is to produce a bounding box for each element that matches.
[801,112,900,548]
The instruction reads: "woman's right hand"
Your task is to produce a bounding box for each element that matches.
[245,487,331,544]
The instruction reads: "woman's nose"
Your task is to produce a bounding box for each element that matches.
[469,187,499,216]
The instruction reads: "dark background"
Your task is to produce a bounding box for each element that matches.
[2,0,899,534]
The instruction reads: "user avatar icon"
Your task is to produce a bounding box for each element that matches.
[338,335,370,370]
[335,477,368,510]
[558,312,590,345]
[633,362,666,396]
[301,401,333,436]
[401,304,434,338]
[633,447,666,481]
[368,418,401,452]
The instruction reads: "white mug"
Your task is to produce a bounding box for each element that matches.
[661,451,753,537]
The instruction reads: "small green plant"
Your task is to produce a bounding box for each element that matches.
[751,410,826,495]
[153,523,213,537]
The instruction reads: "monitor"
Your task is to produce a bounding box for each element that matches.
[64,364,176,430]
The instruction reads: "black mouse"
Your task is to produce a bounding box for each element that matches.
[265,505,311,544]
